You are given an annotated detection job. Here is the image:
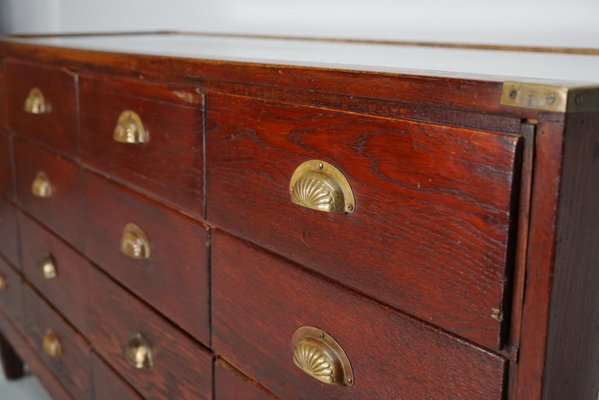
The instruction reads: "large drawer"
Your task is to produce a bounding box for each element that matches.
[88,267,213,400]
[207,94,521,349]
[0,257,23,329]
[92,352,142,400]
[79,75,204,217]
[0,196,19,266]
[213,231,507,400]
[82,171,209,344]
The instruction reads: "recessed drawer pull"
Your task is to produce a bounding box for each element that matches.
[42,329,63,357]
[0,274,7,291]
[31,171,53,198]
[124,332,154,369]
[120,223,151,259]
[37,252,58,280]
[113,110,148,144]
[291,326,354,387]
[24,87,49,114]
[289,160,355,214]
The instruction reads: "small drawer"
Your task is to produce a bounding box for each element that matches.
[23,284,92,400]
[0,196,19,266]
[14,138,82,247]
[213,231,507,400]
[80,75,204,217]
[92,352,142,400]
[216,358,278,400]
[0,257,23,329]
[82,171,209,344]
[19,213,90,335]
[0,130,12,198]
[207,94,522,349]
[6,59,77,155]
[88,267,213,400]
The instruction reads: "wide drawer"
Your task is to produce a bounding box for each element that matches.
[79,75,204,217]
[92,352,142,400]
[23,284,92,400]
[0,257,23,329]
[207,94,521,349]
[213,231,507,400]
[0,130,11,198]
[19,213,90,335]
[215,358,278,400]
[14,138,82,247]
[6,59,77,155]
[88,267,213,400]
[82,172,209,343]
[0,196,19,266]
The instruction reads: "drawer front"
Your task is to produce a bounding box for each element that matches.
[213,231,507,400]
[215,358,278,400]
[19,213,89,335]
[23,284,92,400]
[88,267,213,400]
[0,257,23,328]
[0,130,11,197]
[82,172,209,343]
[14,138,82,247]
[207,94,521,348]
[6,60,77,155]
[80,76,204,216]
[0,196,18,266]
[92,353,142,400]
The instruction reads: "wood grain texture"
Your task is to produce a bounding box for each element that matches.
[0,196,19,267]
[215,358,278,400]
[212,231,507,400]
[0,59,6,130]
[14,137,83,248]
[23,284,92,400]
[19,212,90,336]
[91,352,142,400]
[0,257,23,331]
[88,266,213,400]
[0,332,24,380]
[207,93,521,349]
[0,130,12,199]
[79,75,204,217]
[82,171,210,344]
[5,59,78,156]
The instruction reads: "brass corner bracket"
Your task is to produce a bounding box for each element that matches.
[500,82,599,113]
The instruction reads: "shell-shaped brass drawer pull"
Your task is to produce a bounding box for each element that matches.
[289,160,355,214]
[124,332,154,369]
[24,87,49,114]
[113,110,148,144]
[0,274,7,291]
[43,329,63,357]
[37,252,57,280]
[291,326,354,386]
[31,171,53,198]
[120,223,151,259]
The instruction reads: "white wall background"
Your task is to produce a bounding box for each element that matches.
[1,0,599,47]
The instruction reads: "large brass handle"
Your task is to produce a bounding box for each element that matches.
[42,329,63,357]
[37,252,57,280]
[24,87,49,114]
[113,110,148,144]
[289,160,355,214]
[120,223,151,259]
[124,332,154,369]
[291,326,354,386]
[31,171,53,198]
[0,274,7,291]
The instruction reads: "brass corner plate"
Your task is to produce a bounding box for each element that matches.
[500,82,599,113]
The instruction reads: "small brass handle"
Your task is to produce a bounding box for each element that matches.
[289,160,355,214]
[24,87,49,114]
[0,274,7,291]
[113,110,148,144]
[31,171,53,198]
[37,253,57,280]
[120,223,151,259]
[291,326,354,386]
[124,333,154,369]
[42,329,62,357]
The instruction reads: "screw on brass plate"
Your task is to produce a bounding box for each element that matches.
[509,90,518,99]
[575,94,584,105]
[546,94,556,105]
[491,308,504,322]
[318,162,324,169]
[347,204,354,212]
[347,378,354,384]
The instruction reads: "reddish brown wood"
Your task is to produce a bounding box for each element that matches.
[91,352,142,400]
[82,171,210,344]
[23,283,92,399]
[14,137,83,247]
[19,212,90,336]
[0,257,24,329]
[215,358,278,400]
[0,196,19,267]
[0,130,12,198]
[6,59,78,156]
[79,75,204,217]
[212,231,507,400]
[0,332,24,380]
[88,266,213,400]
[0,59,6,129]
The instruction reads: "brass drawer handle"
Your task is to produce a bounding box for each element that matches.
[124,332,154,369]
[291,326,354,386]
[42,329,63,357]
[37,252,57,280]
[113,110,148,144]
[31,171,53,198]
[120,223,151,259]
[289,160,355,214]
[0,274,7,291]
[24,87,49,114]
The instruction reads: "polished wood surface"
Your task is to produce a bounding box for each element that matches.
[0,196,19,267]
[215,358,278,400]
[91,352,142,400]
[0,257,23,330]
[0,130,12,198]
